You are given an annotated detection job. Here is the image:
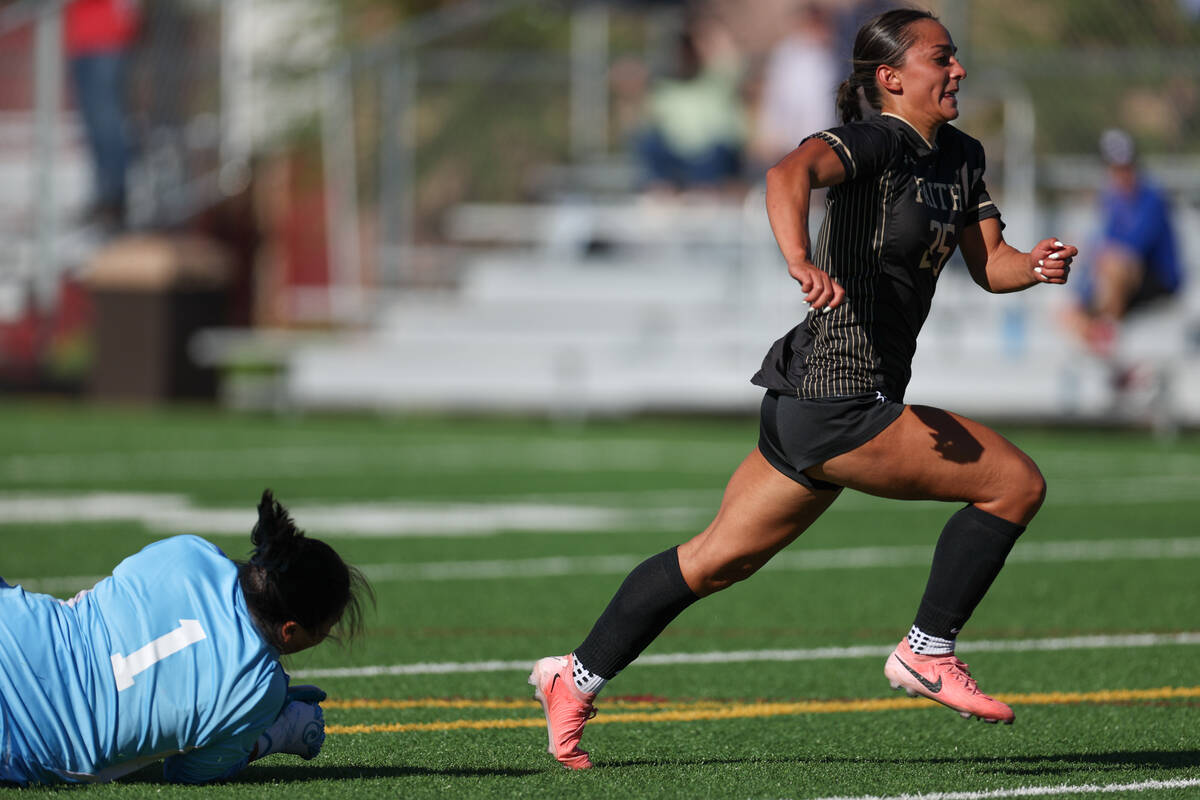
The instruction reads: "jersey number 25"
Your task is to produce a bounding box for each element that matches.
[919,220,955,277]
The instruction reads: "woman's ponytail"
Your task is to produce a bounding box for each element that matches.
[249,490,303,573]
[836,78,863,124]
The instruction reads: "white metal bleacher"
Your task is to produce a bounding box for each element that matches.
[0,111,97,320]
[280,191,1200,426]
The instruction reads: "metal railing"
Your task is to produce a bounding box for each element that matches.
[0,0,249,312]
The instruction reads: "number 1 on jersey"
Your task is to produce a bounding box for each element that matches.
[111,619,207,691]
[920,220,955,276]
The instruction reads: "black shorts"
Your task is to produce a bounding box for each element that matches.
[757,390,906,491]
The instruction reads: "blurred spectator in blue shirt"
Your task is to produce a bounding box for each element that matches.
[1067,128,1184,356]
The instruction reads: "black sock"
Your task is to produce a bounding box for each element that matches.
[912,505,1025,639]
[572,547,700,679]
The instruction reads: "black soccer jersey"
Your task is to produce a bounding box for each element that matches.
[752,113,1002,401]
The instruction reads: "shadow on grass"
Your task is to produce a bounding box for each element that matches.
[116,763,541,785]
[969,749,1200,777]
[51,749,1200,786]
[599,748,1200,774]
[241,764,543,782]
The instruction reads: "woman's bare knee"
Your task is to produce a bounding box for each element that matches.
[678,523,799,597]
[1016,466,1048,521]
[980,460,1046,525]
[676,450,837,596]
[685,553,768,596]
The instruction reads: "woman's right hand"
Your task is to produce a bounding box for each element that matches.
[788,260,845,311]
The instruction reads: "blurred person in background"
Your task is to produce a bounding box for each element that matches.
[1064,128,1184,358]
[749,2,839,172]
[632,11,748,195]
[530,8,1078,770]
[0,491,372,785]
[832,0,897,65]
[64,0,139,231]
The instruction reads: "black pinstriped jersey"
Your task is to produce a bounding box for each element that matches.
[752,112,1003,402]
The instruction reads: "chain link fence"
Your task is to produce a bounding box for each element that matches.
[966,0,1200,158]
[8,0,1197,308]
[4,0,1198,416]
[304,0,1200,305]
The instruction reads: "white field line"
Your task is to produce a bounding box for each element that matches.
[0,440,742,482]
[13,536,1200,595]
[806,776,1200,800]
[289,631,1200,679]
[1,477,1199,545]
[357,536,1200,583]
[2,442,1200,483]
[0,492,701,537]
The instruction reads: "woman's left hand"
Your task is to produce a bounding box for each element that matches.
[1030,238,1077,284]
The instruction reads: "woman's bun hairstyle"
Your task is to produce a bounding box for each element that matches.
[240,490,372,651]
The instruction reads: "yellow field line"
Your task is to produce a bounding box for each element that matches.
[325,698,735,711]
[325,686,1200,735]
[327,698,533,710]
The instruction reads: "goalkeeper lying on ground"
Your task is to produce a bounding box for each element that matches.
[0,490,372,785]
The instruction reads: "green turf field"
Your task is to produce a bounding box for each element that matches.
[2,402,1198,799]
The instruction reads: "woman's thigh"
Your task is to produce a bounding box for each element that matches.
[808,405,1045,525]
[678,448,840,595]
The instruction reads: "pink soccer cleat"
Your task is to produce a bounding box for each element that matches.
[884,639,1015,724]
[529,654,598,769]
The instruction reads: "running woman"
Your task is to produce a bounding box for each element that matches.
[0,490,372,785]
[530,7,1077,770]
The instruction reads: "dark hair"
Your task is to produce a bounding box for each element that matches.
[671,31,702,81]
[835,8,939,124]
[238,489,373,651]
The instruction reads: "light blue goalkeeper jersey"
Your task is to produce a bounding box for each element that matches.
[0,535,287,785]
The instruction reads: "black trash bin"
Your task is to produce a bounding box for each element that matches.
[86,234,232,403]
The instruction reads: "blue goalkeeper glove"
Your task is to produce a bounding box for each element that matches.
[255,699,325,760]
